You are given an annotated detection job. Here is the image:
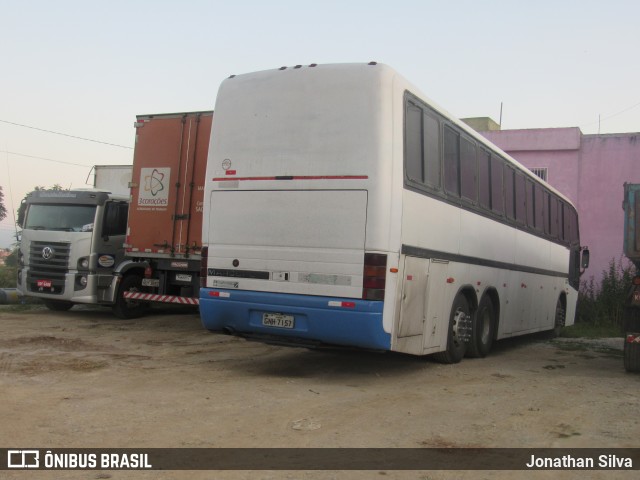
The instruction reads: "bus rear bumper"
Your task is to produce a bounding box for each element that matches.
[199,289,390,351]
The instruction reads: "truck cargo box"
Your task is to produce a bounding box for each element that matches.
[92,165,133,196]
[126,111,212,259]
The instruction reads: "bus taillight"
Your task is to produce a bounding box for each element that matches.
[200,246,208,288]
[363,253,387,300]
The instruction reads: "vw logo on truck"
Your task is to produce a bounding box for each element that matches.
[41,247,55,260]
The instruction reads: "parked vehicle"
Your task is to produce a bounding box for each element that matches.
[623,182,640,372]
[115,111,212,317]
[17,111,213,318]
[16,182,130,312]
[199,63,590,361]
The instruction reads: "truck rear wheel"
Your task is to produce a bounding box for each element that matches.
[112,274,148,319]
[43,299,73,311]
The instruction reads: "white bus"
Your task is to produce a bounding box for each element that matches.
[199,63,589,362]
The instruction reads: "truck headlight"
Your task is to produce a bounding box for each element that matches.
[75,274,88,290]
[78,257,90,270]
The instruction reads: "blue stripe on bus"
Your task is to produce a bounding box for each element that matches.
[199,289,390,350]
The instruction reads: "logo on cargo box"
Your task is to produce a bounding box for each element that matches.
[138,168,170,207]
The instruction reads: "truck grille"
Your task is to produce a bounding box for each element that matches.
[27,241,71,295]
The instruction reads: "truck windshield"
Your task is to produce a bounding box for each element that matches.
[25,204,97,232]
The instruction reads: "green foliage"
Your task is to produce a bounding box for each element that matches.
[0,247,19,288]
[0,186,7,222]
[0,265,17,288]
[561,322,621,339]
[576,257,635,328]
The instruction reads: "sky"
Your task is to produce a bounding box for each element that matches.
[1,0,639,248]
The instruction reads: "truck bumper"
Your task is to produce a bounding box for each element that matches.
[17,267,110,304]
[199,289,390,350]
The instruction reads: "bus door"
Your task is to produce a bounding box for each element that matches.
[398,256,448,350]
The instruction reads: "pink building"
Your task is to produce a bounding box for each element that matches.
[477,125,640,286]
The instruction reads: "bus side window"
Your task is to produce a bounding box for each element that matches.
[514,172,526,225]
[549,196,559,239]
[405,103,424,183]
[478,149,491,210]
[444,126,460,197]
[423,112,441,189]
[504,167,516,221]
[460,136,477,203]
[526,179,535,230]
[490,155,504,215]
[405,100,441,191]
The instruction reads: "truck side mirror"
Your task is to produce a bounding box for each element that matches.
[581,248,590,269]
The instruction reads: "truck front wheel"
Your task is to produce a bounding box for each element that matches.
[43,299,73,311]
[112,274,148,319]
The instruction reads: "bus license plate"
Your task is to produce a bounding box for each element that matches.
[262,313,295,329]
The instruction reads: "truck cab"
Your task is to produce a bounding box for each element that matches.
[16,189,129,311]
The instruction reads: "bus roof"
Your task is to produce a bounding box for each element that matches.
[219,62,575,209]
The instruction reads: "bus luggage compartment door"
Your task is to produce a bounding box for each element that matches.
[398,257,448,351]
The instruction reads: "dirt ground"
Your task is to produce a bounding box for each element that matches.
[1,304,638,480]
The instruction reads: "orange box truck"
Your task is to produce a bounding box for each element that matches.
[113,111,212,317]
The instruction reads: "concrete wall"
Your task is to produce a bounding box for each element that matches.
[480,128,640,287]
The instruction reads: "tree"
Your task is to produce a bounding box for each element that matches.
[0,186,7,222]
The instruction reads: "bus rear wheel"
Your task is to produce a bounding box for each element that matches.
[433,294,469,364]
[466,295,495,358]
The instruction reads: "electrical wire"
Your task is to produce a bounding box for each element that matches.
[0,119,133,149]
[581,100,640,128]
[0,150,91,167]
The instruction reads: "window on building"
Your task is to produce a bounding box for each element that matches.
[530,167,548,182]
